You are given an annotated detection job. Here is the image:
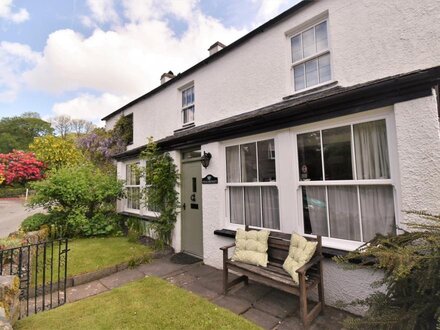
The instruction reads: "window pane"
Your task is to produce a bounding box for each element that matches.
[291,35,302,62]
[183,106,194,124]
[322,126,353,180]
[315,21,328,52]
[257,139,276,182]
[230,187,244,224]
[328,186,360,241]
[305,59,318,87]
[226,146,240,182]
[318,54,331,83]
[297,131,323,181]
[240,143,257,182]
[302,187,328,236]
[262,187,279,229]
[294,64,305,90]
[354,120,390,179]
[244,187,261,227]
[360,186,395,242]
[302,27,315,58]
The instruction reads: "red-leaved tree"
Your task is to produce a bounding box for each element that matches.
[0,150,45,185]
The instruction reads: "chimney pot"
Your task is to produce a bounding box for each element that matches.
[208,41,226,56]
[160,71,175,85]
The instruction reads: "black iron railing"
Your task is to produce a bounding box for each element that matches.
[0,239,69,318]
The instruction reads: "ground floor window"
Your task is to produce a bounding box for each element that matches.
[125,163,140,211]
[297,118,396,243]
[226,138,280,230]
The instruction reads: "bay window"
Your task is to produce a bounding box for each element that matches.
[226,139,280,230]
[297,119,396,243]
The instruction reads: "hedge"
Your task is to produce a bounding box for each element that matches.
[0,187,27,198]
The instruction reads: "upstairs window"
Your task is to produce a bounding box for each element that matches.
[291,20,331,91]
[182,86,194,125]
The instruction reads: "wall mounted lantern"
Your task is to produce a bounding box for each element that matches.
[201,152,212,168]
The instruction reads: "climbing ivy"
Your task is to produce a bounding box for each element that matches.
[141,139,179,249]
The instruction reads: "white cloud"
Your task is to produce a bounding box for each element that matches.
[253,0,294,23]
[52,93,130,125]
[0,42,40,102]
[15,0,296,121]
[0,0,29,23]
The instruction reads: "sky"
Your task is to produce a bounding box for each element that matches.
[0,0,300,125]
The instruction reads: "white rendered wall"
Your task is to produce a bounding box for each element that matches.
[103,0,440,149]
[394,93,440,223]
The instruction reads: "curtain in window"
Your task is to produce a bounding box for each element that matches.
[244,187,261,227]
[360,186,395,241]
[328,186,361,241]
[230,187,243,224]
[304,187,328,236]
[226,146,240,182]
[262,187,280,230]
[354,120,390,179]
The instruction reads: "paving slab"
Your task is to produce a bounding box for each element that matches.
[253,289,298,319]
[166,272,197,287]
[99,268,145,289]
[136,258,188,277]
[230,281,272,303]
[185,263,217,279]
[212,295,251,315]
[181,281,220,301]
[197,269,238,294]
[67,280,108,303]
[242,308,282,330]
[274,316,304,330]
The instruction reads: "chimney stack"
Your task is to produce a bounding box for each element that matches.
[208,41,226,56]
[160,71,175,85]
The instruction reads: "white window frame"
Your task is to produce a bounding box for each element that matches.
[123,159,159,218]
[223,134,281,231]
[289,18,333,93]
[124,161,141,213]
[181,85,195,126]
[292,107,401,251]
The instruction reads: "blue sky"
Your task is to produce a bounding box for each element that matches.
[0,0,299,124]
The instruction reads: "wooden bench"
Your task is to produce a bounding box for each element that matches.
[220,230,324,329]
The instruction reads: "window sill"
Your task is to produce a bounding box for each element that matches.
[213,228,347,258]
[174,123,195,133]
[119,211,159,222]
[283,80,338,101]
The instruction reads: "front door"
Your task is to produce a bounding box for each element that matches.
[181,160,203,257]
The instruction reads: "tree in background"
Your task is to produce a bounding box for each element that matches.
[50,115,95,138]
[0,113,53,153]
[0,150,45,185]
[29,135,84,170]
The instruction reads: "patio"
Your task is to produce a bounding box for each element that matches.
[63,256,353,329]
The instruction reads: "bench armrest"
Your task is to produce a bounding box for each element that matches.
[220,243,235,251]
[296,255,322,275]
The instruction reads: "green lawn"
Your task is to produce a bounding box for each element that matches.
[16,277,260,330]
[65,237,151,277]
[32,237,151,287]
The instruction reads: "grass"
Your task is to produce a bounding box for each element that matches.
[15,276,260,330]
[65,237,151,277]
[30,237,151,287]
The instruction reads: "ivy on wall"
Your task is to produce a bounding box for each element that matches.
[141,139,179,248]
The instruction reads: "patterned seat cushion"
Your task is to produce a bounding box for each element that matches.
[232,229,270,267]
[283,233,317,284]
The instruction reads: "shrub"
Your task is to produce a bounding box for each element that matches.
[21,213,50,232]
[29,163,124,237]
[0,187,27,198]
[336,211,440,330]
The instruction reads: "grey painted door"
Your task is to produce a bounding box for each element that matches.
[181,161,203,257]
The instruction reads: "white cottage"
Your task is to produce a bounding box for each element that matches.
[103,0,440,313]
